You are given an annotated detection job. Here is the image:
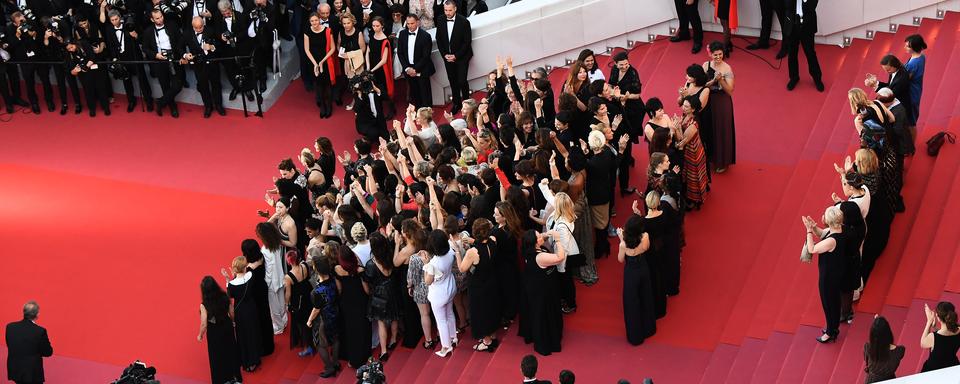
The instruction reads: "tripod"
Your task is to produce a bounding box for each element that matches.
[233,51,263,118]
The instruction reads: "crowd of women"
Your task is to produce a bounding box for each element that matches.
[795,34,960,382]
[189,39,741,383]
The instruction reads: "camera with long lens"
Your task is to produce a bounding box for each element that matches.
[18,21,34,35]
[19,5,36,21]
[44,16,62,37]
[355,358,386,384]
[111,360,157,384]
[122,13,136,32]
[108,59,130,80]
[105,0,126,9]
[249,6,269,23]
[350,71,377,95]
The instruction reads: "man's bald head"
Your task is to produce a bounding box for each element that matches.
[23,301,39,321]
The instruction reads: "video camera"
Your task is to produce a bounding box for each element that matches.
[111,360,157,384]
[350,71,377,95]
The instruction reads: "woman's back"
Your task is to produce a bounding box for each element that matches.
[863,344,905,383]
[922,332,960,372]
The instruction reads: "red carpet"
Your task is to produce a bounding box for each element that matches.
[3,14,960,384]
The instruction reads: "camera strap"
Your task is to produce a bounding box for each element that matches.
[272,29,281,79]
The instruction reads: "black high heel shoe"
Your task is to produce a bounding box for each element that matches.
[816,332,837,344]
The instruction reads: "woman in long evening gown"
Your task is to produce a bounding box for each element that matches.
[520,230,566,356]
[225,256,263,372]
[803,206,847,342]
[199,276,242,384]
[285,251,315,356]
[676,96,708,209]
[704,42,737,173]
[241,239,275,356]
[617,215,656,345]
[459,219,501,351]
[332,244,372,368]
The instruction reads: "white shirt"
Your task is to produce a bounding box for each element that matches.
[194,0,206,18]
[113,27,125,54]
[352,242,372,266]
[232,0,243,13]
[261,246,285,292]
[425,250,456,302]
[406,28,419,67]
[195,32,209,54]
[229,271,253,285]
[155,25,172,51]
[445,18,454,43]
[796,0,804,20]
[588,69,606,83]
[224,16,234,33]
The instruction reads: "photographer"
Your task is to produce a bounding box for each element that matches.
[42,15,83,114]
[351,71,387,143]
[7,14,54,114]
[181,16,225,117]
[101,6,156,112]
[65,37,112,116]
[212,0,251,100]
[245,0,275,93]
[141,7,183,117]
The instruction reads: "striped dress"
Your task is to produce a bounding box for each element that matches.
[681,116,709,204]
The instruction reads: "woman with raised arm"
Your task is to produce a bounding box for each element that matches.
[920,301,960,372]
[459,218,501,352]
[801,206,847,343]
[674,96,708,210]
[703,41,736,173]
[520,229,567,356]
[617,215,655,345]
[221,256,263,372]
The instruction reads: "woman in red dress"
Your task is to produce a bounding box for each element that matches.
[366,16,396,118]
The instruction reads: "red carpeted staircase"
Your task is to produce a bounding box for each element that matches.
[3,12,960,384]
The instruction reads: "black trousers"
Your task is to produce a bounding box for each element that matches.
[444,60,470,106]
[674,0,703,43]
[757,0,786,45]
[77,69,111,113]
[151,61,183,107]
[7,64,24,101]
[560,269,577,309]
[192,63,223,108]
[786,27,822,82]
[406,74,432,109]
[118,60,154,104]
[50,64,82,106]
[0,68,13,106]
[818,275,841,336]
[19,63,54,105]
[253,43,271,83]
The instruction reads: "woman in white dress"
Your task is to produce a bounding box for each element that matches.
[424,229,458,357]
[256,222,289,334]
[547,193,580,314]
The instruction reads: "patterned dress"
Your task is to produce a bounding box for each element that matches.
[680,115,708,204]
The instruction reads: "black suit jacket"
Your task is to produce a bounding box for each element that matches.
[181,27,221,61]
[244,3,276,48]
[102,23,144,59]
[435,13,471,60]
[210,11,250,50]
[141,23,184,61]
[351,1,389,31]
[396,27,434,76]
[877,70,911,107]
[5,320,53,383]
[783,0,817,37]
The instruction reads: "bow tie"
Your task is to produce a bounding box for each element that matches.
[156,26,165,31]
[447,18,455,22]
[115,27,123,31]
[196,32,203,36]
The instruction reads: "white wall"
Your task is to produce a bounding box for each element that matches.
[418,0,960,105]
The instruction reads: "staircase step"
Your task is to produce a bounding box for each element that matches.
[773,325,822,383]
[894,299,936,377]
[432,339,480,383]
[696,344,739,384]
[821,312,872,384]
[723,338,766,384]
[749,332,794,384]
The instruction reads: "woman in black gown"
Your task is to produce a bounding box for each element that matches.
[333,244,373,368]
[198,276,242,384]
[832,172,866,323]
[492,202,523,328]
[703,42,737,173]
[304,12,338,118]
[520,230,566,356]
[641,191,670,319]
[920,301,960,372]
[848,149,893,285]
[223,256,263,372]
[241,239,275,356]
[284,250,315,356]
[365,233,401,361]
[617,215,656,345]
[459,219,501,351]
[366,16,395,118]
[802,206,846,343]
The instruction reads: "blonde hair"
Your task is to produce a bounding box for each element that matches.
[588,130,606,151]
[824,206,844,227]
[551,193,576,222]
[417,107,434,123]
[591,122,608,132]
[339,10,357,26]
[848,88,870,115]
[645,190,661,210]
[854,148,879,175]
[460,146,478,165]
[350,222,367,243]
[300,148,316,167]
[232,256,248,274]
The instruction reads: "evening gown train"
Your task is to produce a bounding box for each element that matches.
[641,214,669,319]
[623,252,657,345]
[248,264,276,356]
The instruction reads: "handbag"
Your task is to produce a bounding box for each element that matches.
[926,131,956,157]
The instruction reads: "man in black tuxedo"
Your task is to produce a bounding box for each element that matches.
[670,0,703,53]
[746,0,788,58]
[784,0,823,92]
[102,8,155,112]
[351,0,388,31]
[141,8,184,116]
[866,54,912,121]
[244,0,275,92]
[397,13,434,108]
[182,16,225,117]
[435,0,471,114]
[6,13,53,114]
[5,301,53,384]
[212,0,250,100]
[520,354,551,384]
